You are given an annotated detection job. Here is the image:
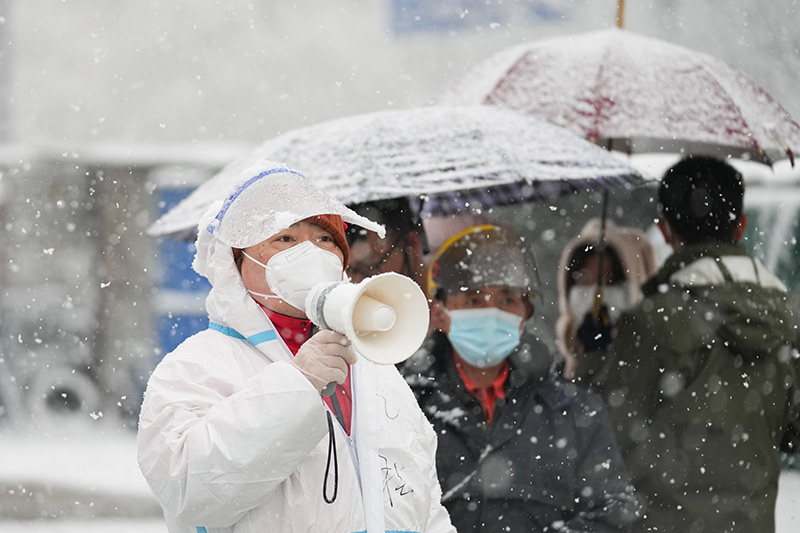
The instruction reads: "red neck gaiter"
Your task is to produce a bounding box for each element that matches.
[263,306,353,435]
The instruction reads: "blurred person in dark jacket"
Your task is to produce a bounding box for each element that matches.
[401,224,639,532]
[591,155,800,532]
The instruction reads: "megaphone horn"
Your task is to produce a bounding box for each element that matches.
[305,272,430,366]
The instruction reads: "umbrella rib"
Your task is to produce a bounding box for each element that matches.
[585,40,615,141]
[483,47,533,107]
[694,61,765,155]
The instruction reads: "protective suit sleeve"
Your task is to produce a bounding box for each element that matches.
[137,340,327,528]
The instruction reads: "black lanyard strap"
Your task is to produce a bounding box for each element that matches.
[323,411,339,504]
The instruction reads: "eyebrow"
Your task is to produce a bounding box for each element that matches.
[460,288,483,297]
[463,288,525,300]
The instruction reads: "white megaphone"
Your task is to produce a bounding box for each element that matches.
[305,272,430,368]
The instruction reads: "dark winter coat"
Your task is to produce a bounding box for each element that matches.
[590,242,800,533]
[401,330,639,532]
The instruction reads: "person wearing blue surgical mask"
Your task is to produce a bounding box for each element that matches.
[400,224,639,533]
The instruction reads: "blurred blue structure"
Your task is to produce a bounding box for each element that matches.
[153,187,211,360]
[390,0,574,34]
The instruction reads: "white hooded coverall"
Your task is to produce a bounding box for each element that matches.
[137,162,455,533]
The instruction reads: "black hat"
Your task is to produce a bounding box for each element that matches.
[658,155,744,244]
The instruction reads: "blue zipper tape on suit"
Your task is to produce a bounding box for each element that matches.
[208,321,277,345]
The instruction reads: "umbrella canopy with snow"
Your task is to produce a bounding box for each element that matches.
[437,28,800,166]
[148,105,646,240]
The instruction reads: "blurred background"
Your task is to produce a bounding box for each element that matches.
[0,0,798,435]
[1,1,800,528]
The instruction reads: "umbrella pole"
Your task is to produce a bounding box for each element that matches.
[592,189,610,320]
[616,0,625,28]
[412,196,431,255]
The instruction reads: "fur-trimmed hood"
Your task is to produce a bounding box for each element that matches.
[555,218,657,370]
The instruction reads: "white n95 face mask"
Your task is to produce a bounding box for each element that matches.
[568,284,629,323]
[242,240,344,312]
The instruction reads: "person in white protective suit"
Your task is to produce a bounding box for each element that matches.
[137,160,456,533]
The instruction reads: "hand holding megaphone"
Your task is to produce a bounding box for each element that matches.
[303,272,430,396]
[292,330,357,394]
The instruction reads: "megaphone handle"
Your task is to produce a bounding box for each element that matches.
[321,382,336,397]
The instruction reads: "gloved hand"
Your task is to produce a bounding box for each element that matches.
[576,305,613,352]
[292,330,357,393]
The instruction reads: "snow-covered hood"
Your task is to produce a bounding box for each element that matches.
[192,160,385,336]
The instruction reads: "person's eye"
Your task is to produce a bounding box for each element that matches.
[317,234,334,243]
[274,234,293,243]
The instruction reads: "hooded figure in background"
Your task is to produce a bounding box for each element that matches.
[555,219,657,381]
[401,224,639,532]
[137,160,455,533]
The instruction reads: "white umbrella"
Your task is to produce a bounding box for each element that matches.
[437,28,800,166]
[148,105,646,239]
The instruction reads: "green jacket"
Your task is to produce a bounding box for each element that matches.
[589,242,800,533]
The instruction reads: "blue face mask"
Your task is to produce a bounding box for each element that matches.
[446,308,523,368]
